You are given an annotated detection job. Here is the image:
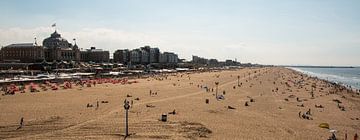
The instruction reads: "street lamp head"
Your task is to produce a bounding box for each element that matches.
[124,99,130,110]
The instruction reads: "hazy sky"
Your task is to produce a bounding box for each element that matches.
[0,0,359,66]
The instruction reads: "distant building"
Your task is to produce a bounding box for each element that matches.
[159,53,166,64]
[80,47,110,63]
[192,55,207,65]
[208,59,219,67]
[115,46,161,65]
[43,31,80,62]
[160,52,178,64]
[0,43,44,63]
[1,30,186,67]
[167,52,178,63]
[130,49,141,64]
[225,59,235,66]
[141,49,149,64]
[149,47,160,63]
[113,49,130,64]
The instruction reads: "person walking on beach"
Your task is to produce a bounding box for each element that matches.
[328,131,337,140]
[345,131,347,140]
[298,111,301,118]
[17,117,24,130]
[306,109,311,115]
[354,133,358,140]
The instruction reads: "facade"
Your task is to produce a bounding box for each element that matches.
[140,46,150,64]
[43,31,80,62]
[140,49,149,64]
[208,59,219,67]
[115,46,164,65]
[225,59,238,66]
[113,49,130,64]
[0,43,44,63]
[80,47,110,63]
[149,47,160,63]
[130,49,141,64]
[159,53,166,63]
[160,52,178,64]
[192,55,208,65]
[168,52,178,63]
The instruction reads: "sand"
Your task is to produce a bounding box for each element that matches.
[0,67,359,140]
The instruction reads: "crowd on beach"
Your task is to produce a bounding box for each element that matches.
[0,77,136,95]
[272,69,360,140]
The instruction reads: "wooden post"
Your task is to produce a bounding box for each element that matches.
[237,75,240,86]
[215,82,219,99]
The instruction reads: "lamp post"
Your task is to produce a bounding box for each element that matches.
[215,82,219,98]
[123,99,130,137]
[237,75,240,86]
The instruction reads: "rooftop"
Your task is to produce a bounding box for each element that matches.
[5,43,40,48]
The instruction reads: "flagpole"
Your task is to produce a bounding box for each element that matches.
[52,23,57,32]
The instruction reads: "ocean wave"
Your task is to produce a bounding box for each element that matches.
[287,67,360,89]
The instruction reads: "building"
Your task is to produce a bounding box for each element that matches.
[80,47,110,63]
[149,47,160,63]
[0,43,44,63]
[130,49,141,64]
[113,45,173,65]
[167,52,178,63]
[114,46,160,65]
[160,52,178,64]
[192,55,207,65]
[225,59,236,66]
[43,31,80,62]
[113,49,130,64]
[141,49,149,64]
[159,53,166,64]
[208,59,219,67]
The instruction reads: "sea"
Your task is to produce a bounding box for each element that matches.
[288,67,360,90]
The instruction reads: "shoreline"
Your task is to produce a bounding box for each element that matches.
[286,67,360,92]
[281,65,356,68]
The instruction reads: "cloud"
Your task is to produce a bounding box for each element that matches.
[0,27,165,58]
[62,28,165,52]
[1,26,359,66]
[0,27,50,46]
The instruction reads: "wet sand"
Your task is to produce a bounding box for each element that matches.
[0,67,359,139]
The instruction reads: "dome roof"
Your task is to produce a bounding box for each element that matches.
[43,30,70,48]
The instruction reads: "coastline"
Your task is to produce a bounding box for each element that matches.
[287,67,360,92]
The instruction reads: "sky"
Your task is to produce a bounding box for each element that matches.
[0,0,359,66]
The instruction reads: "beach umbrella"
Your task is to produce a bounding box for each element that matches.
[319,123,330,129]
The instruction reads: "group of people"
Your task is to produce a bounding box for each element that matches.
[1,78,134,95]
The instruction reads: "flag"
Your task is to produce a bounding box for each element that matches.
[51,23,56,27]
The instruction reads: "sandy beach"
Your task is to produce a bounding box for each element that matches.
[0,67,359,140]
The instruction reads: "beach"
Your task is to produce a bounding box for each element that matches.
[0,67,359,140]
